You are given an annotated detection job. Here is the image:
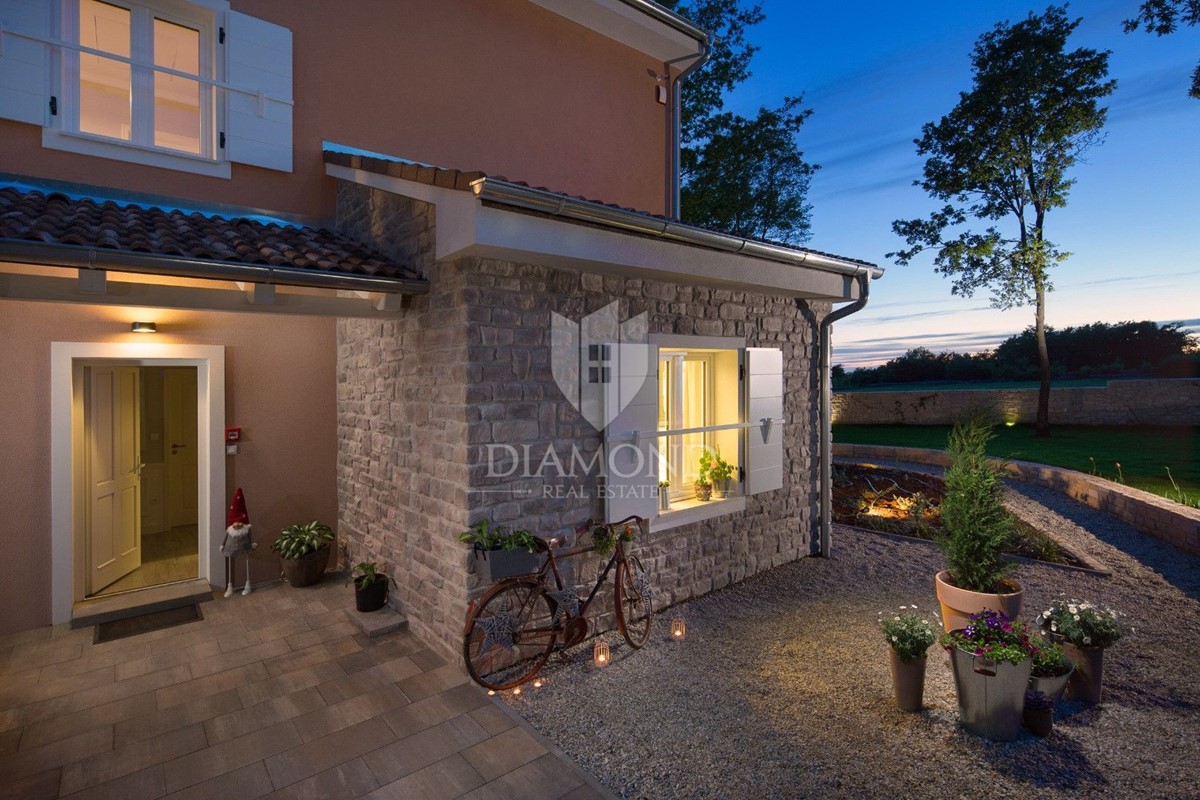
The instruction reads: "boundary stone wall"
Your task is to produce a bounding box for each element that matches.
[832,379,1200,426]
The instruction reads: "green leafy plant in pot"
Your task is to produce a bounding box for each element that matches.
[879,604,938,712]
[272,521,334,587]
[1028,639,1074,705]
[1037,598,1124,705]
[461,521,541,583]
[941,609,1040,741]
[934,412,1022,632]
[351,561,395,613]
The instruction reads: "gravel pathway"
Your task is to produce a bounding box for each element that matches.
[500,480,1200,799]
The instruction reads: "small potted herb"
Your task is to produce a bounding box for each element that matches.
[879,604,938,712]
[706,448,736,498]
[940,609,1039,741]
[1037,598,1124,705]
[695,451,713,501]
[592,522,635,556]
[350,561,395,613]
[271,521,334,587]
[461,521,541,583]
[1028,639,1074,704]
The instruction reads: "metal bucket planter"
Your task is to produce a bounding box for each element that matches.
[1029,666,1074,706]
[948,646,1032,741]
[472,547,542,584]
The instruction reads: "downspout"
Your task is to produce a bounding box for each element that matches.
[666,43,708,218]
[817,271,871,557]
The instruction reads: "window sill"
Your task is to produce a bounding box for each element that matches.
[43,129,231,179]
[652,495,746,532]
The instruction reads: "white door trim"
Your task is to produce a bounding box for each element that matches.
[51,342,225,624]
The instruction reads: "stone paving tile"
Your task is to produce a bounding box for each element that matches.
[0,724,112,781]
[0,663,116,710]
[260,757,379,800]
[284,620,358,651]
[460,725,548,782]
[294,683,409,743]
[17,664,193,728]
[558,785,607,800]
[188,637,292,679]
[162,761,274,800]
[458,752,586,800]
[59,723,207,795]
[203,687,327,744]
[468,702,519,736]
[155,662,269,709]
[408,647,447,672]
[162,720,302,794]
[114,689,242,748]
[380,682,492,741]
[0,727,21,755]
[237,658,348,708]
[262,637,361,679]
[366,753,486,800]
[363,713,490,786]
[0,767,61,800]
[59,764,166,800]
[20,688,158,749]
[38,641,151,681]
[396,661,469,702]
[315,657,421,706]
[263,715,396,790]
[0,637,85,674]
[115,640,221,681]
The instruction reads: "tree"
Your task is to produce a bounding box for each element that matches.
[664,1,816,243]
[889,6,1115,437]
[1124,1,1200,98]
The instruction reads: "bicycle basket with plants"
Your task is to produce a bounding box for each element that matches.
[461,520,542,582]
[592,522,636,556]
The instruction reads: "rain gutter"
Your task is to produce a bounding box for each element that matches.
[0,239,429,294]
[470,178,882,280]
[816,271,871,557]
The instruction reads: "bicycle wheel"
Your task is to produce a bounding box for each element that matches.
[615,555,654,648]
[463,579,557,690]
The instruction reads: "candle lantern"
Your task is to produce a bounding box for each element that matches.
[671,617,687,640]
[593,640,610,666]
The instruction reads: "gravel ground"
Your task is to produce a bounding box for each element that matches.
[500,476,1200,799]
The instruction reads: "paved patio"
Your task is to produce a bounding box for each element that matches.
[0,579,612,800]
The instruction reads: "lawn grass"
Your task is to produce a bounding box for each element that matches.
[836,378,1110,393]
[833,423,1200,506]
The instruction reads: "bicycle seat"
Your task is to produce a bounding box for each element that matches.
[534,535,565,552]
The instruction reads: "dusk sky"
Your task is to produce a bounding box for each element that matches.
[719,1,1199,368]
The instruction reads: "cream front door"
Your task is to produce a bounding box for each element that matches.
[164,368,198,528]
[88,366,142,593]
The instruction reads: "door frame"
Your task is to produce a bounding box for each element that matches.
[51,342,225,624]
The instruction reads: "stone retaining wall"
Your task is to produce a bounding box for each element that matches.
[832,379,1200,426]
[834,443,1200,557]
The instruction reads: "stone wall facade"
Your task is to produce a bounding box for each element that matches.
[334,181,829,663]
[832,379,1200,426]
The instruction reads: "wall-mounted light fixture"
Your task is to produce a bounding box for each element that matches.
[131,322,157,333]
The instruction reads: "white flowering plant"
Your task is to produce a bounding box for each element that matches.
[879,604,938,663]
[1037,598,1125,649]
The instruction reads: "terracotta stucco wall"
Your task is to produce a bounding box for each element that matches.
[0,0,672,220]
[0,300,338,635]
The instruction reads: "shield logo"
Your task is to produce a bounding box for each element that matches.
[551,302,650,431]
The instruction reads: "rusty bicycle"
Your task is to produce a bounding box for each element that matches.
[462,515,654,690]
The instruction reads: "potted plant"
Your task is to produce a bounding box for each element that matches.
[941,609,1040,741]
[659,481,671,511]
[695,451,713,501]
[879,604,938,712]
[592,522,635,556]
[350,561,394,613]
[1037,598,1124,705]
[271,520,334,587]
[1023,690,1055,738]
[705,448,736,499]
[1028,639,1074,704]
[934,413,1022,632]
[461,521,541,583]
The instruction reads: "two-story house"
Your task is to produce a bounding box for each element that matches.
[0,0,879,662]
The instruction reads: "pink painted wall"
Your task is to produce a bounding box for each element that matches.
[0,300,338,635]
[0,0,674,219]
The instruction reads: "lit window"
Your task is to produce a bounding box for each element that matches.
[658,347,740,501]
[72,0,212,157]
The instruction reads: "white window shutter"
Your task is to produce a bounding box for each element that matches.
[745,347,784,495]
[224,11,292,172]
[604,343,659,524]
[0,0,50,126]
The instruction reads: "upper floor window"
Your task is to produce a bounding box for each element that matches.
[74,0,213,157]
[0,0,294,176]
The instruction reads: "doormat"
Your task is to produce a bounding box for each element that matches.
[94,603,203,644]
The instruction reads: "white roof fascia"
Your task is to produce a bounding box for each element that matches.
[528,0,705,67]
[326,162,864,302]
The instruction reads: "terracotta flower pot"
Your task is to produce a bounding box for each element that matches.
[888,649,926,712]
[934,571,1023,633]
[1062,643,1105,705]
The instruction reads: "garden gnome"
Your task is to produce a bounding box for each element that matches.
[221,488,255,597]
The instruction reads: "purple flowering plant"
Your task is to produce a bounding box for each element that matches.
[939,609,1040,666]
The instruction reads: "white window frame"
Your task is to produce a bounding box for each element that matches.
[38,0,231,176]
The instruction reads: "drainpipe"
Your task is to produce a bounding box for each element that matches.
[817,271,871,557]
[666,43,708,218]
